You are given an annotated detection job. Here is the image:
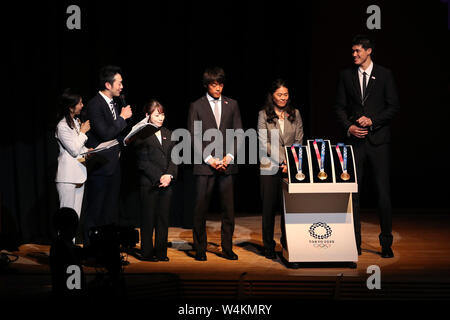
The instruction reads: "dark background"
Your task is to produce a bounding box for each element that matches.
[1,0,448,245]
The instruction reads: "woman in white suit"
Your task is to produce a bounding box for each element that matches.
[55,89,91,218]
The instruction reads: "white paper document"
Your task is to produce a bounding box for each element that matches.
[81,139,119,155]
[123,116,158,146]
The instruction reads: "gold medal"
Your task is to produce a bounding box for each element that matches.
[340,172,350,181]
[296,172,305,181]
[318,171,327,180]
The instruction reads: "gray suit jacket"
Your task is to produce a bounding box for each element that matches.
[258,109,304,170]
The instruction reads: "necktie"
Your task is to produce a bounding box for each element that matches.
[213,99,220,128]
[362,71,367,98]
[109,101,117,120]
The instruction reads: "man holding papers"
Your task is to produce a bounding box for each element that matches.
[83,65,132,246]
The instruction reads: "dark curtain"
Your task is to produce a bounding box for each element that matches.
[1,0,312,245]
[1,1,448,246]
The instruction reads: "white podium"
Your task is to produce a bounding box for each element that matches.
[282,140,358,265]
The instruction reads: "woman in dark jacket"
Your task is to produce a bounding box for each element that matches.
[134,100,177,261]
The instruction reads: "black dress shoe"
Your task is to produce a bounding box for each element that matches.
[289,262,300,269]
[157,256,169,262]
[264,250,277,260]
[139,255,158,262]
[195,253,207,261]
[132,249,158,262]
[381,247,394,258]
[222,250,238,260]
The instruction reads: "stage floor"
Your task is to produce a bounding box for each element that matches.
[1,212,450,300]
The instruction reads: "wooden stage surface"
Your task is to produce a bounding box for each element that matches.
[1,211,450,301]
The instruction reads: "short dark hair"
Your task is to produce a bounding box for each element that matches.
[143,99,164,116]
[99,65,122,90]
[352,34,375,50]
[202,66,225,87]
[53,207,79,238]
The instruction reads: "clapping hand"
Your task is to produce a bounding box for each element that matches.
[80,120,90,134]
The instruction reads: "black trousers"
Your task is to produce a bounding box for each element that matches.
[193,174,235,254]
[83,167,121,246]
[140,185,173,258]
[260,171,287,251]
[352,140,393,249]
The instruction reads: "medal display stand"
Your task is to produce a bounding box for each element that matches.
[282,140,358,266]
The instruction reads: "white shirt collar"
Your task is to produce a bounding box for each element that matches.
[99,91,114,105]
[206,92,221,102]
[359,61,374,76]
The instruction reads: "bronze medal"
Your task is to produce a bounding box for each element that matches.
[340,172,350,181]
[318,170,327,180]
[336,143,350,181]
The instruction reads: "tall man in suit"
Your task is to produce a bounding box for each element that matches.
[83,65,132,245]
[187,67,243,261]
[334,35,400,258]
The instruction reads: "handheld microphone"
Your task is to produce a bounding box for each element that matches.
[119,93,133,122]
[119,94,127,108]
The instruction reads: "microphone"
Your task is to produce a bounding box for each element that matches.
[119,94,127,108]
[119,94,133,123]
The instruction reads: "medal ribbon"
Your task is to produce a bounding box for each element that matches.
[290,144,302,173]
[336,143,347,173]
[336,143,347,172]
[313,139,325,172]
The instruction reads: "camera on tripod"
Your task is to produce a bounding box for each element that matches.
[86,224,139,268]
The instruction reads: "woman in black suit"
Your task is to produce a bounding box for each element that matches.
[134,100,177,261]
[258,79,304,260]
